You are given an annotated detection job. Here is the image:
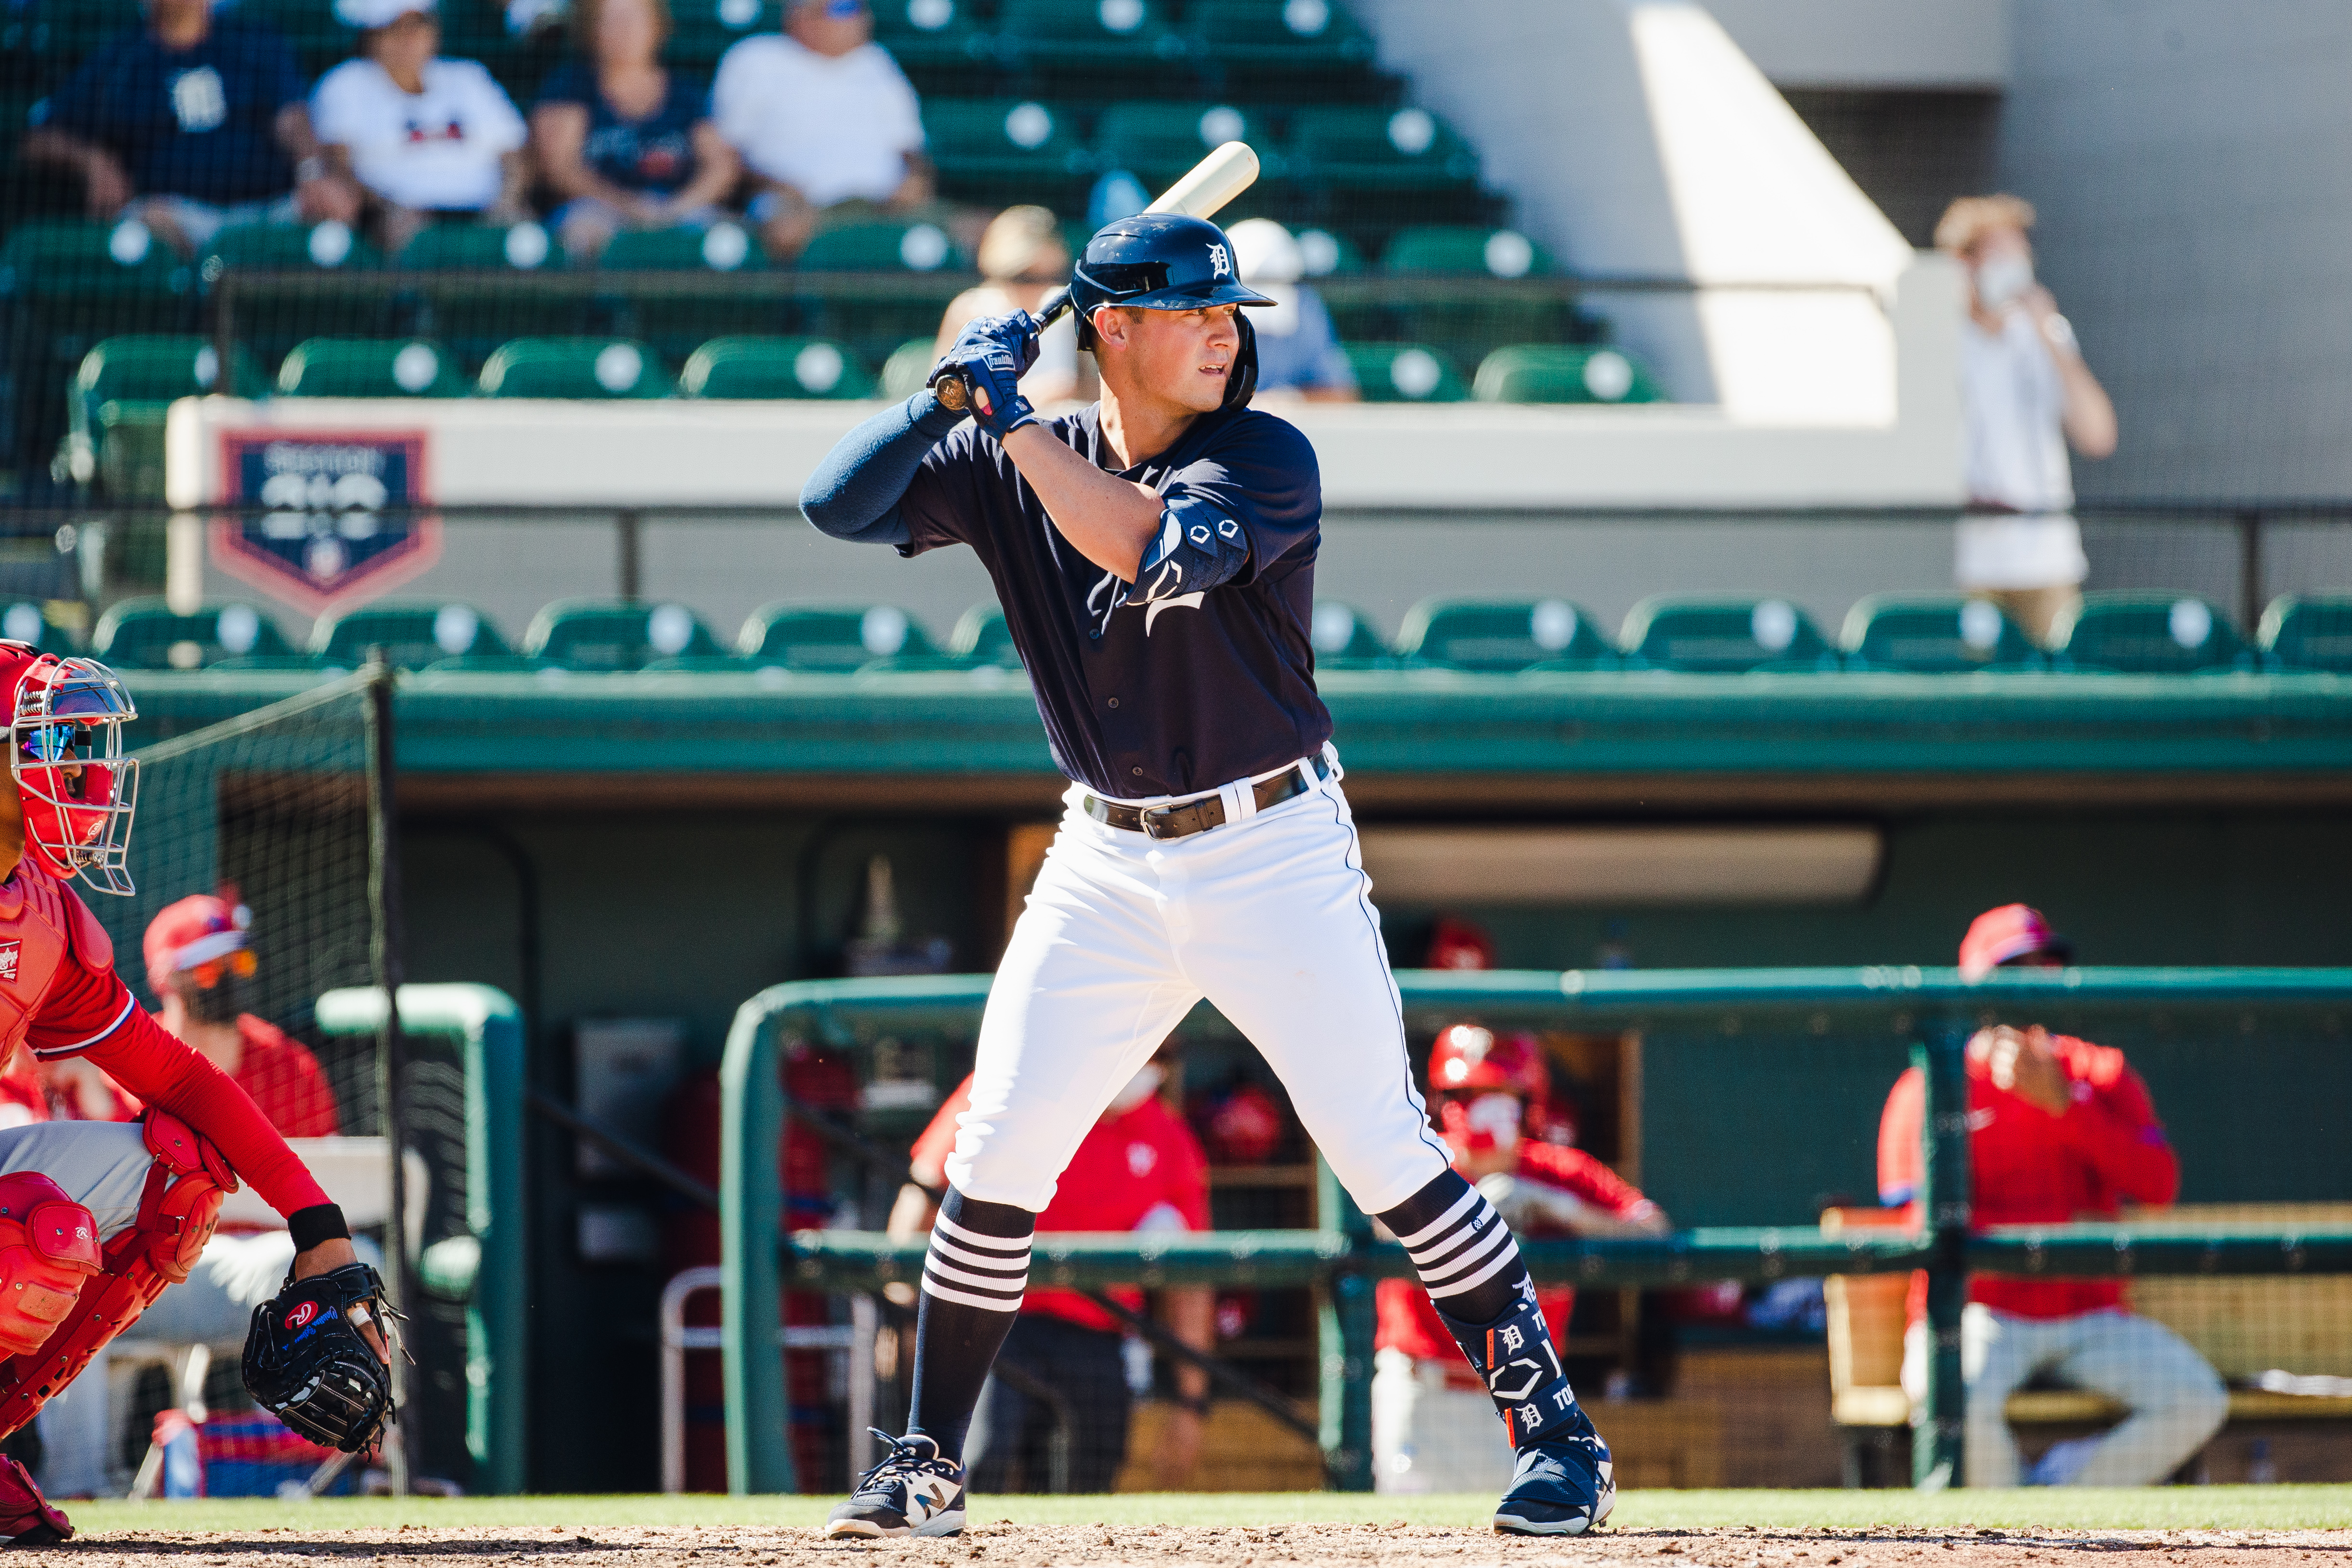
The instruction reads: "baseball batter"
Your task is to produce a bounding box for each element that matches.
[802,212,1614,1537]
[0,644,396,1539]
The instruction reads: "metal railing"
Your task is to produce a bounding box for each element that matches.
[717,967,2352,1494]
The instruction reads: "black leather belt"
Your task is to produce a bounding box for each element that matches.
[1084,754,1331,840]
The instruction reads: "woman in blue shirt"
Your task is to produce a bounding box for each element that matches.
[530,0,740,264]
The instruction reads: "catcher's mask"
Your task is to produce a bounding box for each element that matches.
[4,645,138,896]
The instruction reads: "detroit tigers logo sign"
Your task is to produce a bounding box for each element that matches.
[1209,243,1231,278]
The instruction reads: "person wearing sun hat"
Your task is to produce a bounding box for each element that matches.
[1874,904,2225,1487]
[310,0,530,256]
[145,895,340,1137]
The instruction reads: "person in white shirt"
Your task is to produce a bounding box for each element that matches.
[712,0,934,261]
[1226,218,1357,403]
[311,0,530,258]
[1936,195,2118,646]
[932,206,1084,404]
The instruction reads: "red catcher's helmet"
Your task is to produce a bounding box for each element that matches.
[0,643,138,895]
[1427,1024,1550,1103]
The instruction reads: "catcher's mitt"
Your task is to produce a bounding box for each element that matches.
[242,1263,397,1453]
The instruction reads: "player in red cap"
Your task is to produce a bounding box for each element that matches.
[0,642,389,1537]
[1876,905,2225,1486]
[146,895,341,1136]
[1372,1025,1665,1495]
[894,1049,1214,1492]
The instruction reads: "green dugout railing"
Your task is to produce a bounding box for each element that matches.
[317,983,528,1495]
[720,967,2352,1495]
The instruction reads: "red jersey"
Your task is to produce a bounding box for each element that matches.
[1878,1034,2178,1320]
[231,1016,341,1136]
[0,864,328,1218]
[911,1073,1211,1335]
[1375,1140,1654,1363]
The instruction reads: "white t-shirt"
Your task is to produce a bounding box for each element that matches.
[1954,307,2087,590]
[713,36,923,208]
[311,57,526,212]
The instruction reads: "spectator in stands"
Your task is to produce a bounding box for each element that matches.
[1937,196,2118,647]
[891,1048,1213,1491]
[530,0,741,265]
[145,895,340,1135]
[1227,219,1357,403]
[1876,904,2226,1486]
[713,0,934,262]
[934,207,1084,404]
[19,0,361,256]
[311,0,531,258]
[1374,1026,1664,1496]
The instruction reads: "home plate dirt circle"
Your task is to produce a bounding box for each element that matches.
[47,1525,2352,1567]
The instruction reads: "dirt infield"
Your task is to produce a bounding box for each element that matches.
[46,1524,2352,1568]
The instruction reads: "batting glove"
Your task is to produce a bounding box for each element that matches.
[935,311,1042,440]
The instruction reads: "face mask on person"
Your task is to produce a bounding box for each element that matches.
[1440,1091,1523,1153]
[1975,252,2034,309]
[1108,1062,1165,1114]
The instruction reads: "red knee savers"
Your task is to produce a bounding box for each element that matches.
[0,1174,100,1358]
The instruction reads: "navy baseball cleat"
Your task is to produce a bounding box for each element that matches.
[1493,1429,1615,1537]
[823,1430,967,1539]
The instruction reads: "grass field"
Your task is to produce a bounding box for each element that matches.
[60,1486,2352,1535]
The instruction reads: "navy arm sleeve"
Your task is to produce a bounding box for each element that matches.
[800,391,966,548]
[1148,413,1321,591]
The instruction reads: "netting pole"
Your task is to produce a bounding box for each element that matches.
[719,1000,793,1494]
[1314,1154,1374,1491]
[364,651,411,1498]
[1912,1018,1970,1490]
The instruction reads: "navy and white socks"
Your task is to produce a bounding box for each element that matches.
[907,1189,1034,1461]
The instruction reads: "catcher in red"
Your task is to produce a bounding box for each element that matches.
[0,642,391,1541]
[1372,1025,1668,1498]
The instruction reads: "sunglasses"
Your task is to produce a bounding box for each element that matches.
[17,725,91,763]
[185,948,258,989]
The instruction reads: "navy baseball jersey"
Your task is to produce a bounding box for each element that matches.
[899,403,1329,797]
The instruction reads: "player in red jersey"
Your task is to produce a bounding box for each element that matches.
[1876,904,2225,1486]
[1373,1025,1665,1495]
[146,896,342,1136]
[0,644,380,1537]
[895,1052,1213,1492]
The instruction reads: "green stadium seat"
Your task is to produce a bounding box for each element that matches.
[207,654,331,672]
[1341,343,1467,403]
[1397,598,1613,672]
[869,0,995,79]
[638,655,793,676]
[679,336,874,398]
[948,604,1021,669]
[1293,227,1365,277]
[1472,345,1662,405]
[879,337,938,400]
[921,99,1094,194]
[1183,0,1377,82]
[0,219,192,301]
[2258,595,2352,672]
[665,0,782,68]
[1621,596,1840,673]
[419,654,568,677]
[738,603,940,668]
[994,0,1186,79]
[799,219,965,274]
[66,335,267,499]
[396,221,561,271]
[198,220,381,280]
[1093,102,1274,187]
[1840,594,2041,673]
[1308,602,1388,669]
[477,337,669,397]
[525,599,724,669]
[311,601,510,668]
[1286,106,1482,191]
[0,601,71,654]
[600,222,765,272]
[1384,226,1553,278]
[92,598,292,670]
[277,338,468,398]
[2052,593,2251,673]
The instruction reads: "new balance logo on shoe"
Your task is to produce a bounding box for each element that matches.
[824,1431,969,1540]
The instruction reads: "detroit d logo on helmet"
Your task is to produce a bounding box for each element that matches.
[1209,244,1231,278]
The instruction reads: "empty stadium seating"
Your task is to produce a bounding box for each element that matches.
[526,599,726,669]
[2052,593,2253,674]
[1620,596,1841,673]
[477,338,670,399]
[92,599,292,670]
[66,335,267,496]
[2260,595,2352,672]
[1342,342,1466,402]
[278,339,469,399]
[312,601,511,669]
[740,603,942,669]
[948,604,1022,669]
[1398,598,1614,672]
[1840,595,2041,673]
[1472,344,1661,405]
[1308,602,1390,669]
[680,337,874,399]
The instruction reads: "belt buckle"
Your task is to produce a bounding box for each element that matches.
[1141,804,1177,840]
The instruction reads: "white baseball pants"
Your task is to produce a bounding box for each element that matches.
[1902,1304,2228,1486]
[1371,1349,1515,1495]
[944,750,1452,1216]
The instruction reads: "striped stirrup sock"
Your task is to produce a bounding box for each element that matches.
[921,1209,1033,1312]
[1386,1173,1529,1320]
[907,1189,1036,1461]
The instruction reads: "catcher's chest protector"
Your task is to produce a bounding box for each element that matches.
[0,1112,236,1439]
[0,869,88,1056]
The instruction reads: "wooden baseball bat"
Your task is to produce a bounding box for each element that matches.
[931,141,1263,412]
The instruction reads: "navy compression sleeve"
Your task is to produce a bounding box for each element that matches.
[800,391,965,547]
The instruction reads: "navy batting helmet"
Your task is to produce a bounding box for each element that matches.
[1068,212,1270,410]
